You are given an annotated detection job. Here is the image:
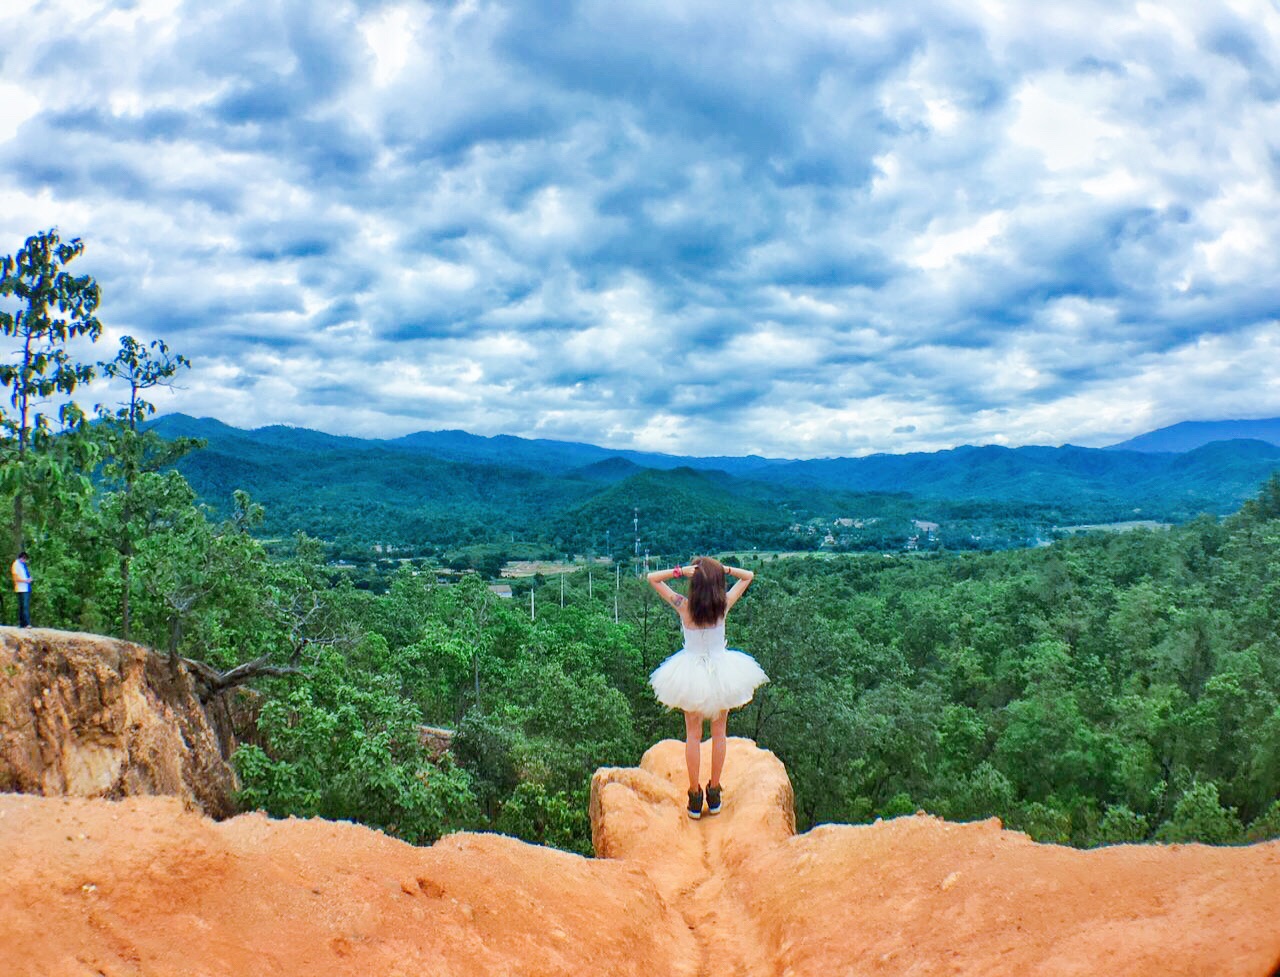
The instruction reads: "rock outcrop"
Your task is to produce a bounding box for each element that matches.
[0,627,241,817]
[600,739,1280,976]
[2,735,1279,976]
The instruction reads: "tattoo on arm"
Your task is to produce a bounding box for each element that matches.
[672,595,685,607]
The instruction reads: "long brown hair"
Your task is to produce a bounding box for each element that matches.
[687,557,727,626]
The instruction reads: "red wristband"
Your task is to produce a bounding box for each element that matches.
[672,565,683,578]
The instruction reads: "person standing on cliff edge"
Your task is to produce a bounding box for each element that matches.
[11,551,32,628]
[647,557,768,819]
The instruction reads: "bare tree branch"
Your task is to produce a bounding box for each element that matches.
[184,653,305,699]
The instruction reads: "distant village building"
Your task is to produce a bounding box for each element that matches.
[488,584,514,599]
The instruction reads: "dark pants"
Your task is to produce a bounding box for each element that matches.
[17,590,30,628]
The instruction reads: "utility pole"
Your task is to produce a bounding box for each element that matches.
[530,588,535,621]
[560,574,564,608]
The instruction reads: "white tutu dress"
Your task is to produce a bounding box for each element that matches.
[649,619,769,714]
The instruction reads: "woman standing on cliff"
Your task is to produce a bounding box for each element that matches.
[647,557,768,819]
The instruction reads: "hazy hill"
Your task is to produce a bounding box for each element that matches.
[387,427,783,477]
[556,466,816,554]
[1106,417,1280,453]
[761,443,1170,497]
[150,416,593,544]
[146,415,1280,552]
[152,414,792,477]
[568,457,648,483]
[747,440,1280,517]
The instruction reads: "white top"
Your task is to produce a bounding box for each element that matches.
[680,619,727,656]
[11,559,31,593]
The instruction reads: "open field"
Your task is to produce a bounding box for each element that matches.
[1055,520,1173,534]
[501,557,612,577]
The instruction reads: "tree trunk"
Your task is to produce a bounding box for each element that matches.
[120,479,134,640]
[13,328,32,551]
[11,420,24,552]
[120,553,132,640]
[11,493,22,555]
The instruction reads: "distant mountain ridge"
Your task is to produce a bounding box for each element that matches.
[387,427,785,477]
[145,414,1280,552]
[147,413,1280,507]
[1105,417,1280,453]
[154,412,1280,469]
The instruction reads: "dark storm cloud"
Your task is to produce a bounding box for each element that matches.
[240,216,356,262]
[1,0,1278,455]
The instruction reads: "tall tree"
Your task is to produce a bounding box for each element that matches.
[97,335,198,637]
[0,229,103,549]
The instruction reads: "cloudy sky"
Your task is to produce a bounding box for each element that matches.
[2,0,1279,458]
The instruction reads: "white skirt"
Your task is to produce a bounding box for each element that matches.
[649,647,769,714]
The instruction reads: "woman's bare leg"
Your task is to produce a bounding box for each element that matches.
[709,710,728,788]
[684,711,703,791]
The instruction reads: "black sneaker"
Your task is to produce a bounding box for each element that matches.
[706,783,722,815]
[687,788,704,820]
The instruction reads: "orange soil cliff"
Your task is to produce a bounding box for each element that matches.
[596,738,1280,977]
[0,627,241,817]
[2,737,1280,976]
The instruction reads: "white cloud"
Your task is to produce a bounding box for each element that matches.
[911,211,1009,271]
[1,0,1279,457]
[1009,79,1124,173]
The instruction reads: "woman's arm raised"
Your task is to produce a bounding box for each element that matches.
[724,565,754,612]
[647,565,697,612]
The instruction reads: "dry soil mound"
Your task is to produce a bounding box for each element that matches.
[0,627,240,816]
[2,736,1279,976]
[0,792,695,977]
